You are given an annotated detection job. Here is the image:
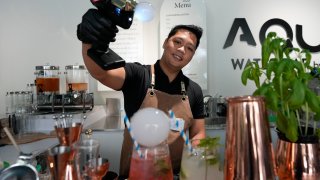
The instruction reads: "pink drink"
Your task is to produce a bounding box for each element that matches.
[129,145,173,180]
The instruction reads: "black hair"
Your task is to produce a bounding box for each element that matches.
[167,25,203,49]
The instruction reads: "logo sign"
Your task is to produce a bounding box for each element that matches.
[223,18,320,70]
[224,18,320,53]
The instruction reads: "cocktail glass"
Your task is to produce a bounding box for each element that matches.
[73,139,100,179]
[180,139,223,180]
[95,158,109,179]
[129,142,173,180]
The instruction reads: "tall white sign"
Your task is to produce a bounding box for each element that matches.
[160,0,207,89]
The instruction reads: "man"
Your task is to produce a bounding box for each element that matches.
[77,8,206,179]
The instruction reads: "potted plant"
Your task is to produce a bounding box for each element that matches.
[241,32,320,179]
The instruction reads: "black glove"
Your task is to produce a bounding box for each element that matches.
[77,9,125,70]
[77,8,119,47]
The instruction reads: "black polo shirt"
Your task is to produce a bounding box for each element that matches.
[121,60,204,120]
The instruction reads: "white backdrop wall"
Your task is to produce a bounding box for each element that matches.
[1,0,320,116]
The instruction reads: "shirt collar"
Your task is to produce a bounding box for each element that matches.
[154,60,184,84]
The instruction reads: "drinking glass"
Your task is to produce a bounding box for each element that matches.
[129,142,173,180]
[73,139,100,179]
[180,139,223,180]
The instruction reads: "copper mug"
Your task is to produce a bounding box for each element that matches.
[224,96,276,180]
[276,137,320,179]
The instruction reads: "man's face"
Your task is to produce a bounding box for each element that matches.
[162,29,197,71]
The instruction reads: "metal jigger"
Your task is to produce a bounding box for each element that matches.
[54,114,83,146]
[51,114,83,180]
[224,96,276,180]
[55,122,82,146]
[47,146,74,180]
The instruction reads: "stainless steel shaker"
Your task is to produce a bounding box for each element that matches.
[0,152,39,180]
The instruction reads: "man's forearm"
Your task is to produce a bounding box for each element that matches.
[82,43,108,81]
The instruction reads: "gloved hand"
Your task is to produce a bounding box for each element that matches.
[77,8,119,47]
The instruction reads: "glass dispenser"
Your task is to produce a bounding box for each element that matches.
[65,65,89,93]
[35,65,60,94]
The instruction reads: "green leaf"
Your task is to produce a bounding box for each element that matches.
[276,111,298,142]
[287,79,305,109]
[253,83,268,96]
[305,89,320,113]
[285,112,299,142]
[254,84,278,111]
[275,59,289,77]
[291,59,304,74]
[270,38,285,55]
[276,111,288,135]
[266,59,277,79]
[303,50,312,65]
[198,137,221,166]
[267,90,279,111]
[241,65,252,85]
[198,137,220,149]
[262,32,276,68]
[252,67,261,88]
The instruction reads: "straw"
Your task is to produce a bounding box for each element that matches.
[123,116,143,158]
[3,127,21,153]
[168,110,193,153]
[180,130,193,154]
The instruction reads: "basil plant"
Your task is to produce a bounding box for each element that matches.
[241,32,320,142]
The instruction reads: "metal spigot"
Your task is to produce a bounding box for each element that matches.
[85,128,93,139]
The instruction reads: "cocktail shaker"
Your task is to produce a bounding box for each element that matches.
[224,96,275,180]
[47,145,77,180]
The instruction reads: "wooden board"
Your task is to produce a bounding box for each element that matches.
[0,132,56,145]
